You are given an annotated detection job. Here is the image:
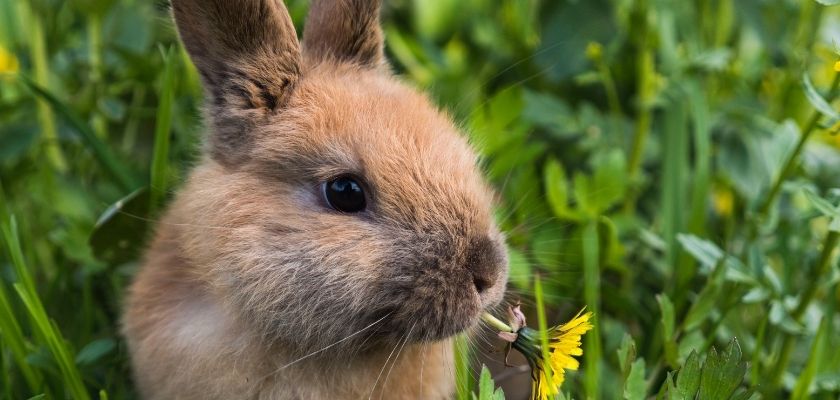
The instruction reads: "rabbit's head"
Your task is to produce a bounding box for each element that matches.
[171,0,508,357]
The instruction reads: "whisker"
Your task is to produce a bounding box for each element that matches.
[273,312,392,373]
[369,323,413,400]
[378,321,416,400]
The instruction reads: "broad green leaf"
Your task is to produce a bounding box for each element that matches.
[657,294,675,341]
[476,365,494,400]
[544,158,572,219]
[624,359,646,400]
[617,334,636,378]
[697,339,746,400]
[590,148,628,213]
[676,351,702,399]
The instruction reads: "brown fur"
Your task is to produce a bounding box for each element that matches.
[123,1,508,399]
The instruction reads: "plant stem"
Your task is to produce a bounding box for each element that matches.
[623,0,655,212]
[582,220,601,399]
[756,72,840,220]
[481,312,513,333]
[534,274,555,395]
[769,230,839,388]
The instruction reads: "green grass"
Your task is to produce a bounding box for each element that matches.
[2,0,840,399]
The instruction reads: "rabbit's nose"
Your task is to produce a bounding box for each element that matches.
[465,237,503,294]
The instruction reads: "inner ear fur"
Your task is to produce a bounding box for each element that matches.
[302,0,385,68]
[171,0,302,164]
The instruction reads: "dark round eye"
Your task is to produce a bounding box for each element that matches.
[323,175,367,213]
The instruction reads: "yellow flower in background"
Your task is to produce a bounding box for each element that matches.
[586,42,603,62]
[0,45,19,75]
[482,307,594,400]
[713,188,734,217]
[834,60,840,73]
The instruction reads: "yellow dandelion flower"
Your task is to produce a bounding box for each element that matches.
[0,45,19,75]
[483,307,594,400]
[834,60,840,73]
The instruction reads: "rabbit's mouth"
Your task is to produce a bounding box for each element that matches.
[369,264,508,344]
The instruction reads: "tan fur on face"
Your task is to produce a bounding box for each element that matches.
[123,1,508,398]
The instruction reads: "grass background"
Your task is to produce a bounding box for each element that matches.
[2,0,840,399]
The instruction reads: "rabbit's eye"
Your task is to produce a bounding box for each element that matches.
[323,175,367,213]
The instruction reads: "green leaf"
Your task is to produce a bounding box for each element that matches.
[90,188,150,264]
[75,338,116,366]
[802,189,840,232]
[802,189,840,217]
[675,351,702,399]
[590,148,628,213]
[624,359,646,400]
[813,0,840,6]
[544,158,572,219]
[803,72,840,123]
[474,365,505,400]
[617,334,636,379]
[697,339,746,400]
[658,294,675,341]
[658,294,677,365]
[677,234,754,283]
[682,278,722,331]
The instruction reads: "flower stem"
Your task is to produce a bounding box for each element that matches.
[534,274,554,393]
[481,312,512,333]
[769,230,839,389]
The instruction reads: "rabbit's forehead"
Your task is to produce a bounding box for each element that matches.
[255,70,494,227]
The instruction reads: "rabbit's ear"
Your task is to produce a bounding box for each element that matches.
[171,0,301,163]
[302,0,385,68]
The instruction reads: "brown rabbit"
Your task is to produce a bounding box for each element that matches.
[122,0,509,398]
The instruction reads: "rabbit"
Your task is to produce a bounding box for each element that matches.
[122,0,509,399]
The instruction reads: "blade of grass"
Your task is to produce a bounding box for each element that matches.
[150,46,178,214]
[21,76,140,192]
[0,275,42,392]
[582,219,601,398]
[791,316,827,400]
[87,11,106,139]
[2,216,90,400]
[661,91,690,305]
[19,3,67,173]
[0,185,42,394]
[454,333,473,400]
